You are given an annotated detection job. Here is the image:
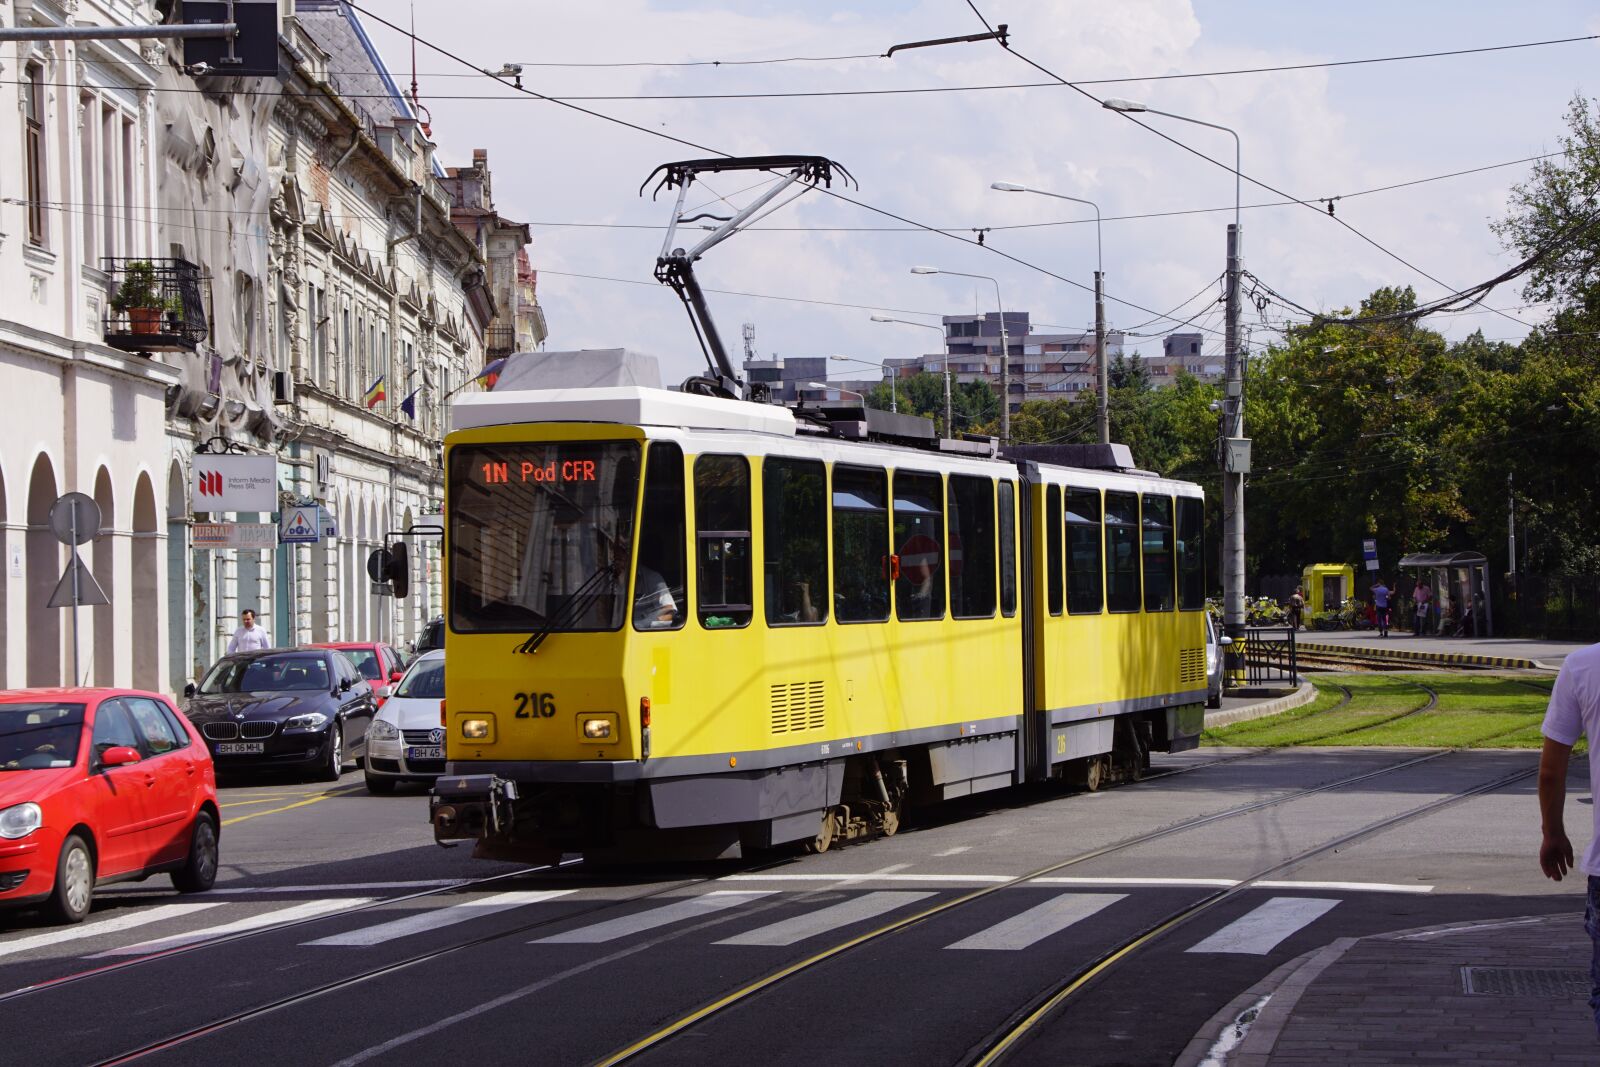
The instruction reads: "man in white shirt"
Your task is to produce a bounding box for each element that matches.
[226,609,272,654]
[1537,641,1600,1032]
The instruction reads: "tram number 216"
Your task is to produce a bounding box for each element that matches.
[513,692,557,718]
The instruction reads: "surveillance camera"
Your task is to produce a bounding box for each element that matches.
[185,62,213,77]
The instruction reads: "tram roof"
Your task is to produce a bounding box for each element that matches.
[452,385,799,437]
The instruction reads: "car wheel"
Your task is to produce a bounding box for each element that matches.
[1206,688,1222,709]
[316,726,344,783]
[171,812,219,893]
[364,772,396,795]
[45,834,95,925]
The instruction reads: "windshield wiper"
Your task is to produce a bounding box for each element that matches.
[514,563,619,654]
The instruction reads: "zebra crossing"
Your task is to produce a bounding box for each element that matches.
[0,883,1349,970]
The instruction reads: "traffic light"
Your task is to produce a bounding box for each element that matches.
[366,542,410,600]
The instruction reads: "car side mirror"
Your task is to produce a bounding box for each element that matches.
[389,670,404,683]
[1219,636,1234,646]
[183,682,196,698]
[100,745,142,767]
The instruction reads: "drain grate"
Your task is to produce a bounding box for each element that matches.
[1461,966,1591,998]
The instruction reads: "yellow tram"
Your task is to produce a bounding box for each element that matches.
[429,356,1207,861]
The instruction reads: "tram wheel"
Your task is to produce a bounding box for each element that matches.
[805,809,837,854]
[880,803,901,838]
[1083,757,1104,793]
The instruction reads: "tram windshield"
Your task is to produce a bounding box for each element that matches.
[448,441,641,633]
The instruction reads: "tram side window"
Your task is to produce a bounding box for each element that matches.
[764,457,829,626]
[948,475,996,619]
[1177,496,1205,611]
[1065,488,1103,614]
[832,465,890,623]
[893,470,945,621]
[1142,494,1175,612]
[1104,491,1141,613]
[998,481,1017,617]
[1045,485,1063,616]
[634,442,687,631]
[695,455,752,628]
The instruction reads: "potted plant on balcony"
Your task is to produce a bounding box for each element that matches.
[110,260,165,335]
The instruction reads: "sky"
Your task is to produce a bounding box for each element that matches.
[356,0,1600,386]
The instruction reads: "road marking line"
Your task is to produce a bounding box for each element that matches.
[0,903,224,960]
[720,873,1012,884]
[1253,879,1432,894]
[1186,897,1341,955]
[933,846,971,857]
[533,891,774,945]
[88,898,373,957]
[305,890,576,947]
[1032,876,1240,888]
[947,893,1125,951]
[205,880,469,895]
[715,891,934,947]
[220,784,364,826]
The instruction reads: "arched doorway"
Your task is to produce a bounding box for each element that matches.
[132,473,160,691]
[92,467,116,686]
[166,461,190,687]
[26,455,61,686]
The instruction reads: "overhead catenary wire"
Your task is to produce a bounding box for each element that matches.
[343,1,1239,341]
[960,0,1542,332]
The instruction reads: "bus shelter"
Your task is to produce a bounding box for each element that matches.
[1400,551,1492,637]
[1301,563,1355,615]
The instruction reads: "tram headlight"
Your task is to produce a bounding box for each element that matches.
[582,718,612,740]
[462,718,491,740]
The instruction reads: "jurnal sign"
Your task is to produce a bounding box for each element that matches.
[192,454,278,513]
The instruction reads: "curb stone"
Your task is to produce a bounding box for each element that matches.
[1205,680,1318,729]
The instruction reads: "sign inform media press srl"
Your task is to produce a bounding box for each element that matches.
[192,454,278,513]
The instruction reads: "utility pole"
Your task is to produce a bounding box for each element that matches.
[943,359,953,441]
[1094,270,1109,444]
[1507,471,1516,574]
[1223,222,1246,669]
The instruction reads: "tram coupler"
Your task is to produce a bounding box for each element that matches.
[430,774,520,846]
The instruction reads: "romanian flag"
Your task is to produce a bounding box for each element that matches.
[475,356,508,391]
[363,376,386,409]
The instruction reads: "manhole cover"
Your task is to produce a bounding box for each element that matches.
[1461,967,1591,998]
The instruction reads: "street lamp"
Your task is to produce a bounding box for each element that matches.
[910,267,1012,445]
[867,317,951,437]
[802,381,865,404]
[1105,96,1247,676]
[991,181,1109,444]
[828,353,897,413]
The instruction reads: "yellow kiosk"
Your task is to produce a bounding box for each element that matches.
[1302,563,1356,615]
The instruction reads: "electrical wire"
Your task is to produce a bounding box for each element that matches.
[962,0,1541,332]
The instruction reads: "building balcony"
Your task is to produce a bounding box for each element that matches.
[102,258,207,354]
[485,323,516,359]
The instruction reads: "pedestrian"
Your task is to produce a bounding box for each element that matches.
[1537,640,1600,1034]
[1288,586,1305,631]
[226,609,272,653]
[1370,577,1392,637]
[1412,580,1432,636]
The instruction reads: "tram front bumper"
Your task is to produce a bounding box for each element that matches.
[430,774,519,843]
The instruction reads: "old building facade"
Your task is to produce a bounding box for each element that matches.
[0,0,543,694]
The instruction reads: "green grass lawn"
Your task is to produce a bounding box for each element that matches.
[1204,673,1557,749]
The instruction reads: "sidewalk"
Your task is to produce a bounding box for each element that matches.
[1182,913,1596,1066]
[1294,631,1580,670]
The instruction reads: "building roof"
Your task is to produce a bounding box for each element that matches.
[295,0,415,135]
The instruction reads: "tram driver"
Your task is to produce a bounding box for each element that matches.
[633,563,680,629]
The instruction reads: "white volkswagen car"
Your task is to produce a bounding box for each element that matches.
[364,649,445,794]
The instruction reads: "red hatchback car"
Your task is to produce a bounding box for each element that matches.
[0,689,220,924]
[304,643,406,706]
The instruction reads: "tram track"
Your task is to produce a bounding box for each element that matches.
[965,759,1537,1065]
[45,746,1395,1065]
[590,746,1460,1066]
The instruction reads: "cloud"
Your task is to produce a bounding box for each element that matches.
[359,0,1590,378]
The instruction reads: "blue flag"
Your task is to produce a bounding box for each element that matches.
[399,389,419,419]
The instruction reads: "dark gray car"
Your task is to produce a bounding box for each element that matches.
[182,649,375,781]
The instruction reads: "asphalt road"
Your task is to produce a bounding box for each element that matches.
[0,747,1581,1066]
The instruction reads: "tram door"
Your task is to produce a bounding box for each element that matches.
[1014,465,1051,782]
